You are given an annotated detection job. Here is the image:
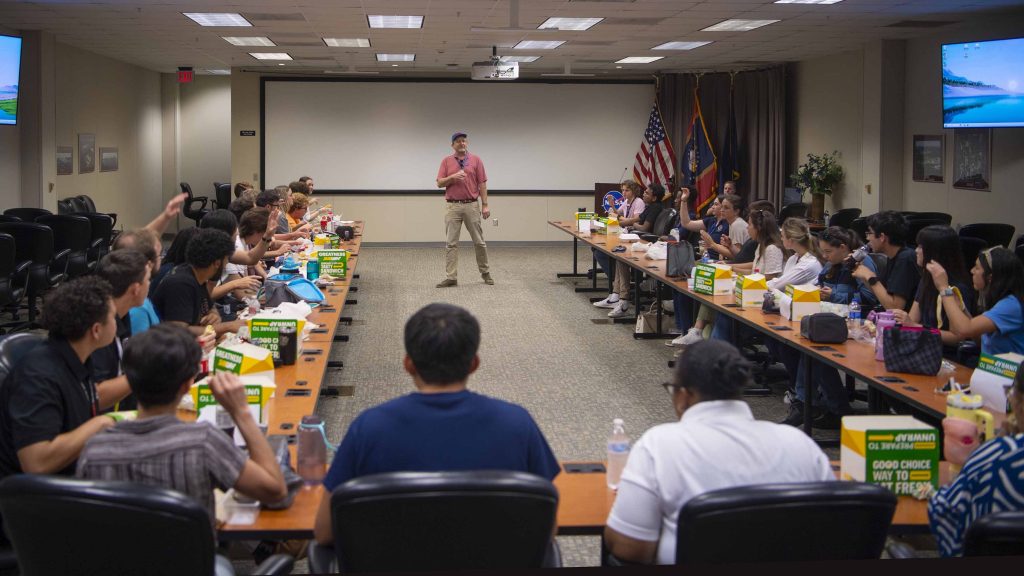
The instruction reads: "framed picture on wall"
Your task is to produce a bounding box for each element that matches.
[952,128,991,191]
[56,146,73,176]
[912,135,943,183]
[99,147,118,172]
[78,133,95,174]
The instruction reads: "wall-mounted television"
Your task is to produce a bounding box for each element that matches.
[0,35,21,126]
[942,37,1024,128]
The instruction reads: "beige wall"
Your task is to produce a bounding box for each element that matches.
[902,14,1024,235]
[180,74,231,208]
[231,70,261,189]
[53,42,162,231]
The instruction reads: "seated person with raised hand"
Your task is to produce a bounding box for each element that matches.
[927,246,1024,356]
[199,210,264,301]
[255,190,308,242]
[76,324,286,526]
[604,340,833,565]
[152,228,246,337]
[113,228,163,334]
[0,277,129,478]
[851,210,919,312]
[314,303,561,545]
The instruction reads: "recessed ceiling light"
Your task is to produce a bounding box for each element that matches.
[702,19,780,32]
[249,52,292,60]
[652,41,712,50]
[222,36,275,46]
[513,40,565,50]
[278,63,285,66]
[183,13,251,27]
[774,0,842,4]
[499,56,540,63]
[615,56,663,64]
[323,38,371,48]
[537,17,603,31]
[616,65,622,69]
[368,15,424,29]
[392,64,398,67]
[376,53,415,62]
[205,69,231,75]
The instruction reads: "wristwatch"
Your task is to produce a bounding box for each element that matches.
[941,286,955,297]
[867,276,880,287]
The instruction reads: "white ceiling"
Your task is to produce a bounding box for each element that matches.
[2,0,1023,78]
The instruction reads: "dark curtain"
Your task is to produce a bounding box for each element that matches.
[658,67,787,209]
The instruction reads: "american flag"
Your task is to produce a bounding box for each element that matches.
[632,103,676,187]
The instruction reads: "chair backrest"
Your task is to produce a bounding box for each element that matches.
[0,234,13,277]
[329,470,558,573]
[779,202,808,222]
[0,223,54,266]
[907,218,950,246]
[961,235,989,269]
[828,208,861,230]
[965,511,1024,556]
[676,482,896,564]
[652,208,677,237]
[0,333,45,387]
[180,181,195,200]
[56,199,75,215]
[0,216,20,224]
[3,208,50,222]
[34,215,92,252]
[0,475,216,576]
[76,195,98,213]
[959,223,1016,248]
[67,196,90,213]
[214,182,232,208]
[849,217,869,242]
[905,211,952,225]
[1016,245,1024,268]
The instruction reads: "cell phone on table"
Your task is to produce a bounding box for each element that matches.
[564,462,606,474]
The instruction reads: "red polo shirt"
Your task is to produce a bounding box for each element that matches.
[438,153,487,201]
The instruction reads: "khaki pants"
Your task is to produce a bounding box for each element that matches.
[613,260,631,298]
[444,201,489,280]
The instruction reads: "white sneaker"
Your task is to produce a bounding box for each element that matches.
[666,333,688,347]
[593,294,620,309]
[678,327,704,346]
[607,301,630,318]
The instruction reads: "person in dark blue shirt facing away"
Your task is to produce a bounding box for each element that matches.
[313,303,561,545]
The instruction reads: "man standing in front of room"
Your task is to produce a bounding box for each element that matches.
[435,132,493,287]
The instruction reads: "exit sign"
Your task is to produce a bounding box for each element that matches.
[178,67,193,83]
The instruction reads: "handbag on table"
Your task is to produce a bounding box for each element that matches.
[882,326,943,375]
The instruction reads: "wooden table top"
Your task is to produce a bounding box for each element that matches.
[547,220,1001,428]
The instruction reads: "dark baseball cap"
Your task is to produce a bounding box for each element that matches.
[451,132,467,143]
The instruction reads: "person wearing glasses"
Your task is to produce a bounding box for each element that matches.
[925,246,1024,356]
[851,211,919,312]
[76,325,287,528]
[603,340,832,565]
[929,365,1024,556]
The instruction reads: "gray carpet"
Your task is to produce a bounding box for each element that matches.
[296,243,857,569]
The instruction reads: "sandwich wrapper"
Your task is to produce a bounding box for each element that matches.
[734,273,767,308]
[247,305,311,361]
[840,415,939,496]
[969,352,1024,413]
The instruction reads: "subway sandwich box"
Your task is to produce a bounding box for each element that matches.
[840,415,939,496]
[693,263,734,296]
[970,352,1024,413]
[780,283,821,322]
[213,342,275,382]
[733,273,767,308]
[190,375,276,426]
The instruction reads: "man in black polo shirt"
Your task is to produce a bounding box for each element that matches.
[0,276,128,477]
[91,250,151,411]
[152,229,246,337]
[852,211,919,312]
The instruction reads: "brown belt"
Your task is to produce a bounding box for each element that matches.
[446,199,476,204]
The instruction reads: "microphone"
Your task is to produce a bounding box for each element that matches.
[617,167,628,183]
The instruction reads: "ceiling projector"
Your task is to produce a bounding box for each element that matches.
[471,47,519,81]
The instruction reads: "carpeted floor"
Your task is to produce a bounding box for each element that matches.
[298,243,854,569]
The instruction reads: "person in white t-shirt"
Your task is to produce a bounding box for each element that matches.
[604,340,833,565]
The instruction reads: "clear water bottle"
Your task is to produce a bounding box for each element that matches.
[824,210,831,226]
[297,415,327,487]
[849,296,861,324]
[606,418,630,490]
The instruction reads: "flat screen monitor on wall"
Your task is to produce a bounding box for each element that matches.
[0,34,21,126]
[942,37,1024,128]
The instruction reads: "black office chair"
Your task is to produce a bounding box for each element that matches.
[308,470,561,573]
[56,199,75,215]
[779,202,808,222]
[66,196,89,213]
[35,215,93,278]
[674,482,896,564]
[0,235,30,334]
[1016,244,1024,268]
[74,194,116,227]
[0,223,67,324]
[0,216,19,224]
[648,208,677,239]
[849,216,869,242]
[890,510,1024,558]
[2,208,50,222]
[827,207,861,230]
[961,235,989,269]
[181,182,210,227]
[905,211,952,225]
[959,223,1016,248]
[78,212,115,267]
[214,182,232,209]
[907,218,950,247]
[0,475,293,576]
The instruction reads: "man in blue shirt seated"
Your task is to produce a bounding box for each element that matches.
[313,303,560,544]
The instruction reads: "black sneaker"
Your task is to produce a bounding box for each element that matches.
[813,411,845,430]
[780,403,804,427]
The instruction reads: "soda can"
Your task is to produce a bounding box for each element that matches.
[306,259,320,281]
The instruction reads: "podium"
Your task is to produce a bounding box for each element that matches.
[594,182,620,217]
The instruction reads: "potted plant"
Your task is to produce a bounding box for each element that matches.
[790,151,844,223]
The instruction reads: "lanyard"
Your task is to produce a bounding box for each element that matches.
[454,154,469,172]
[81,379,97,417]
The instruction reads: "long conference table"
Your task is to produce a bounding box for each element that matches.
[213,219,948,543]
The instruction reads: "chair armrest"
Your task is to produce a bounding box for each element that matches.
[885,541,919,559]
[12,261,30,286]
[106,213,117,227]
[187,197,209,212]
[51,248,71,280]
[307,541,337,574]
[957,340,981,369]
[252,553,295,576]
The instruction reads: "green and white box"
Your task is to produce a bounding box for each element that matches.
[317,249,348,279]
[693,263,733,296]
[840,415,939,496]
[970,352,1024,413]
